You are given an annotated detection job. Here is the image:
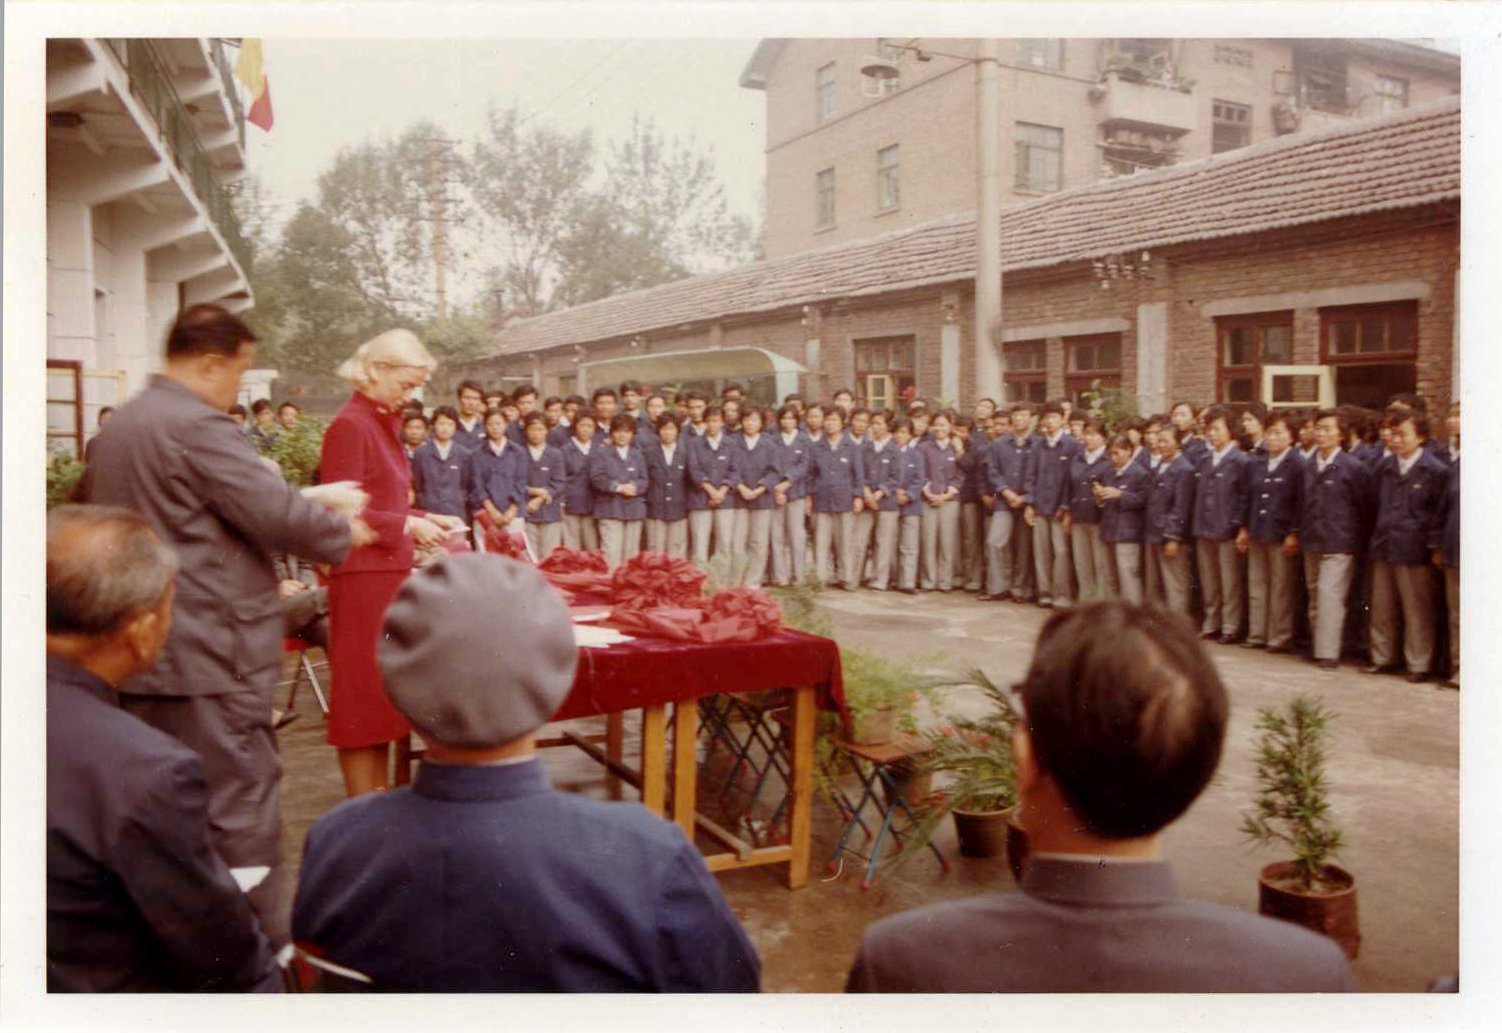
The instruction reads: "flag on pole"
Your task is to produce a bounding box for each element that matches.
[234,39,274,132]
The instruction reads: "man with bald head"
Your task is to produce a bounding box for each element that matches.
[47,506,281,991]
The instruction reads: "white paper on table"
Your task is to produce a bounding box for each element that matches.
[229,865,270,893]
[572,625,635,649]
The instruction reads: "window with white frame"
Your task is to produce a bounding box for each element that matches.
[816,62,837,123]
[1016,39,1063,70]
[1015,122,1063,192]
[815,167,836,229]
[1377,75,1409,114]
[876,145,900,212]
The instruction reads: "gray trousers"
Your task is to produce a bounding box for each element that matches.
[689,507,735,571]
[645,517,688,558]
[732,508,773,588]
[1146,542,1192,615]
[920,500,960,590]
[1247,540,1297,648]
[814,511,857,589]
[897,515,921,591]
[1369,558,1437,673]
[597,518,642,571]
[1445,565,1459,680]
[852,508,876,584]
[1007,507,1035,600]
[869,509,900,590]
[120,687,289,948]
[1032,514,1072,606]
[984,506,1026,597]
[1113,542,1144,604]
[1196,538,1245,637]
[1303,551,1356,662]
[1071,522,1112,601]
[959,502,985,591]
[524,520,564,563]
[769,500,808,586]
[562,513,598,552]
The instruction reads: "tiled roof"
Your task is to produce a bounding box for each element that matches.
[490,96,1459,357]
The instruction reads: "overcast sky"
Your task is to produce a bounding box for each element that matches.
[245,38,766,230]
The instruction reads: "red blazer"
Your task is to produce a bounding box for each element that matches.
[321,391,425,575]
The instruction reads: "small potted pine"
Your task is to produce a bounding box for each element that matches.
[915,670,1029,878]
[1240,695,1361,959]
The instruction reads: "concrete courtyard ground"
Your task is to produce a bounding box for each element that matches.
[276,590,1458,993]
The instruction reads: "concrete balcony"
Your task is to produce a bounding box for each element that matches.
[1095,71,1197,134]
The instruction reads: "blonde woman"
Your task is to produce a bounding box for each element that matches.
[320,329,463,797]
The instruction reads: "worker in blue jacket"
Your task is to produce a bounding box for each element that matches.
[1171,401,1210,469]
[644,413,690,559]
[1024,400,1082,609]
[687,404,736,573]
[861,411,903,591]
[1430,442,1459,690]
[467,408,527,533]
[769,405,812,587]
[1097,434,1149,603]
[1061,419,1115,602]
[1143,424,1196,615]
[890,418,926,594]
[1300,408,1373,670]
[559,411,599,552]
[520,413,567,562]
[808,407,866,590]
[589,414,649,571]
[728,406,782,588]
[1366,409,1449,682]
[1236,413,1305,653]
[1190,406,1251,642]
[411,405,473,519]
[984,405,1036,602]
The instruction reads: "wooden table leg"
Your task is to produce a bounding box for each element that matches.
[392,736,413,787]
[605,712,625,801]
[640,704,668,816]
[671,700,699,843]
[786,685,816,889]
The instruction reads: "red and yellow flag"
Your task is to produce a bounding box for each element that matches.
[234,38,274,132]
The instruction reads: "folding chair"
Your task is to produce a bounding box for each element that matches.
[281,636,329,716]
[827,735,947,889]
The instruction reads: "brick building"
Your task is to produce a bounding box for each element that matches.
[460,97,1458,418]
[740,38,1459,260]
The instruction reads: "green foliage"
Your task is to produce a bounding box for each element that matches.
[1240,695,1347,892]
[266,417,326,487]
[1078,378,1139,429]
[47,449,87,509]
[916,668,1020,813]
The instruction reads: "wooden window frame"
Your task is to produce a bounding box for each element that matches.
[1002,339,1047,405]
[1215,310,1294,404]
[1015,122,1063,193]
[815,167,836,230]
[854,335,917,411]
[47,359,85,459]
[1319,301,1418,363]
[1064,333,1123,408]
[1211,99,1252,154]
[876,144,900,213]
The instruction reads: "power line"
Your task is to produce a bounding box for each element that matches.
[516,40,634,127]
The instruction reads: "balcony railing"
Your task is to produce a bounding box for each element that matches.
[211,38,247,153]
[100,38,252,277]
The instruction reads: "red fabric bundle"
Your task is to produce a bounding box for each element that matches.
[537,547,613,595]
[475,510,530,561]
[608,552,707,611]
[703,587,783,640]
[607,582,784,645]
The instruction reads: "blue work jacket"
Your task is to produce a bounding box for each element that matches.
[728,435,782,511]
[1300,449,1372,555]
[588,445,648,521]
[1429,458,1459,567]
[809,436,865,514]
[989,434,1035,503]
[1144,454,1196,546]
[687,434,735,511]
[918,439,962,499]
[523,443,567,524]
[411,439,472,519]
[467,439,527,515]
[1099,462,1149,544]
[1190,446,1250,542]
[1370,449,1448,566]
[773,430,812,501]
[1026,433,1081,517]
[1245,451,1305,543]
[560,440,597,517]
[1066,449,1115,525]
[863,439,903,513]
[644,438,690,523]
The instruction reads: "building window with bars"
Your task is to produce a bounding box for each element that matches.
[1015,122,1063,193]
[1212,100,1252,154]
[1003,340,1048,404]
[1064,333,1123,409]
[816,62,837,123]
[855,336,917,412]
[815,167,836,230]
[1016,39,1064,70]
[1216,312,1294,403]
[876,145,900,212]
[1377,75,1409,114]
[1319,301,1419,407]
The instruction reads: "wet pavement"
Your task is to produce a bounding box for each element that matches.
[275,590,1458,992]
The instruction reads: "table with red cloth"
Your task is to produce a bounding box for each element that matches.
[545,625,843,890]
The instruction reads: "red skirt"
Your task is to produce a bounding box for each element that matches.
[326,570,412,749]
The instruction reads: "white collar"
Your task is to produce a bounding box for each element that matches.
[706,433,723,448]
[1210,442,1235,465]
[1045,430,1064,446]
[743,433,761,448]
[1396,450,1422,476]
[487,439,508,455]
[616,444,632,460]
[871,437,890,451]
[781,430,800,444]
[1083,446,1105,465]
[1266,449,1289,472]
[574,439,592,455]
[1316,448,1340,471]
[435,439,453,459]
[528,443,547,459]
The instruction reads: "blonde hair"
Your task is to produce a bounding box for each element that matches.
[336,328,437,389]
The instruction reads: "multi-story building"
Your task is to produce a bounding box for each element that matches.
[46,37,254,457]
[740,38,1459,260]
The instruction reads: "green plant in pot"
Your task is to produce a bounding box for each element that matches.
[266,416,326,486]
[1240,694,1360,959]
[912,669,1029,877]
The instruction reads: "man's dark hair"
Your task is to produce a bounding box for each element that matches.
[522,412,548,430]
[833,387,854,401]
[564,394,587,408]
[849,406,871,420]
[1157,424,1185,445]
[251,399,273,415]
[227,404,247,418]
[1386,391,1426,414]
[98,406,115,425]
[683,390,706,404]
[1201,405,1233,433]
[1082,417,1107,437]
[277,402,301,415]
[432,405,460,424]
[653,412,681,432]
[703,402,724,420]
[512,385,539,402]
[543,395,563,409]
[1385,408,1430,439]
[1170,400,1198,416]
[48,505,180,637]
[457,380,484,399]
[1314,407,1345,435]
[608,413,638,435]
[1041,400,1066,417]
[591,387,618,403]
[165,304,256,359]
[1239,402,1269,425]
[1020,602,1229,838]
[403,412,429,428]
[619,380,645,395]
[721,382,745,398]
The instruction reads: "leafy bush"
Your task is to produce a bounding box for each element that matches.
[917,668,1020,813]
[47,450,87,509]
[266,417,326,486]
[1240,695,1346,892]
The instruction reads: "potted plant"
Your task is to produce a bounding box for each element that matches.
[266,416,326,486]
[914,669,1029,877]
[1240,695,1360,959]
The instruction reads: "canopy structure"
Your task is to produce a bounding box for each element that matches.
[579,346,806,400]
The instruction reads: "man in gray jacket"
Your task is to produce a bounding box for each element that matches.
[80,303,371,947]
[846,601,1355,993]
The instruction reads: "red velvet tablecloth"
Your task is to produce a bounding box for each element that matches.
[551,627,845,722]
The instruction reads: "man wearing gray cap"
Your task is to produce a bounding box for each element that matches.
[291,554,761,991]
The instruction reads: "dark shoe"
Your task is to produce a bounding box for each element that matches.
[1405,671,1430,684]
[1241,640,1265,649]
[1265,645,1292,655]
[1317,659,1340,671]
[1201,630,1223,642]
[899,587,918,595]
[979,593,1006,602]
[1361,663,1398,675]
[1440,678,1460,690]
[1220,634,1247,646]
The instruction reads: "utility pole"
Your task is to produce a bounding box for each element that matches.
[975,37,1004,401]
[428,137,450,330]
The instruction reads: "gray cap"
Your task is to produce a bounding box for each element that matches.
[379,553,578,749]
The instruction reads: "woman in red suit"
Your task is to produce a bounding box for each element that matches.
[320,329,462,796]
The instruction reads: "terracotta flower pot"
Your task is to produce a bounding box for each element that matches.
[1257,861,1361,960]
[850,706,896,745]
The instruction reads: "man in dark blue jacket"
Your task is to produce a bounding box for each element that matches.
[1300,408,1373,670]
[1024,400,1081,608]
[1430,446,1460,690]
[47,506,281,992]
[1366,410,1449,682]
[1237,414,1305,653]
[1143,425,1196,615]
[1190,406,1250,642]
[984,404,1037,602]
[293,555,760,992]
[411,405,472,519]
